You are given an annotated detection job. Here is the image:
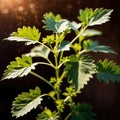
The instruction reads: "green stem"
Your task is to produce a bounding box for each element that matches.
[70,26,87,45]
[64,113,72,120]
[59,51,63,65]
[37,62,55,69]
[30,71,54,89]
[60,71,66,81]
[54,53,59,81]
[38,41,53,53]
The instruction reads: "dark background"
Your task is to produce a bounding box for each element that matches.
[0,0,120,120]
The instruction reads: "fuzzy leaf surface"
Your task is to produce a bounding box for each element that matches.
[78,8,113,26]
[2,55,37,80]
[5,26,41,45]
[97,59,120,83]
[11,87,43,118]
[83,40,116,54]
[70,103,95,120]
[65,55,96,91]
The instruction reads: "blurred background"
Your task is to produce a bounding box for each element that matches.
[0,0,120,120]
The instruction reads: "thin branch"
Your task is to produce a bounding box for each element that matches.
[30,71,54,89]
[37,62,55,69]
[64,113,72,120]
[69,26,87,45]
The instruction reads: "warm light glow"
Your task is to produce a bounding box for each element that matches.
[0,0,23,14]
[0,0,44,26]
[0,0,38,14]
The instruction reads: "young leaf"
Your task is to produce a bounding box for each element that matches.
[11,87,43,118]
[96,59,120,84]
[36,110,59,120]
[65,55,96,92]
[83,40,116,54]
[78,8,113,26]
[25,45,50,59]
[5,26,41,45]
[2,55,38,80]
[70,103,95,120]
[42,34,55,46]
[57,41,70,52]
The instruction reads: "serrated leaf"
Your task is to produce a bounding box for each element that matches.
[83,40,116,54]
[65,55,96,91]
[5,26,41,45]
[96,59,120,84]
[57,41,70,52]
[26,45,50,59]
[89,8,113,26]
[43,12,62,33]
[78,8,113,26]
[2,55,38,80]
[11,87,43,118]
[70,103,95,120]
[43,12,80,33]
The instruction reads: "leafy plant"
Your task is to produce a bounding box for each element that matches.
[1,8,120,120]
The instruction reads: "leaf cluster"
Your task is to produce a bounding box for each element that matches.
[1,8,120,120]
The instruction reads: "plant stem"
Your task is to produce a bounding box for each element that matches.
[54,53,59,80]
[64,113,72,120]
[59,51,63,65]
[70,26,87,45]
[37,62,55,68]
[30,71,54,89]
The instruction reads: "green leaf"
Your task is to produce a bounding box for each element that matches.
[82,29,102,37]
[11,87,43,118]
[70,103,95,120]
[42,34,55,46]
[36,109,59,120]
[55,20,70,33]
[5,26,41,45]
[43,12,62,32]
[89,8,113,26]
[25,45,50,59]
[97,59,120,84]
[57,41,70,52]
[65,55,96,91]
[83,40,116,54]
[43,12,80,33]
[78,8,113,26]
[2,55,38,80]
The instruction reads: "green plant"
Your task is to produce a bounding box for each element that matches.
[1,8,120,120]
